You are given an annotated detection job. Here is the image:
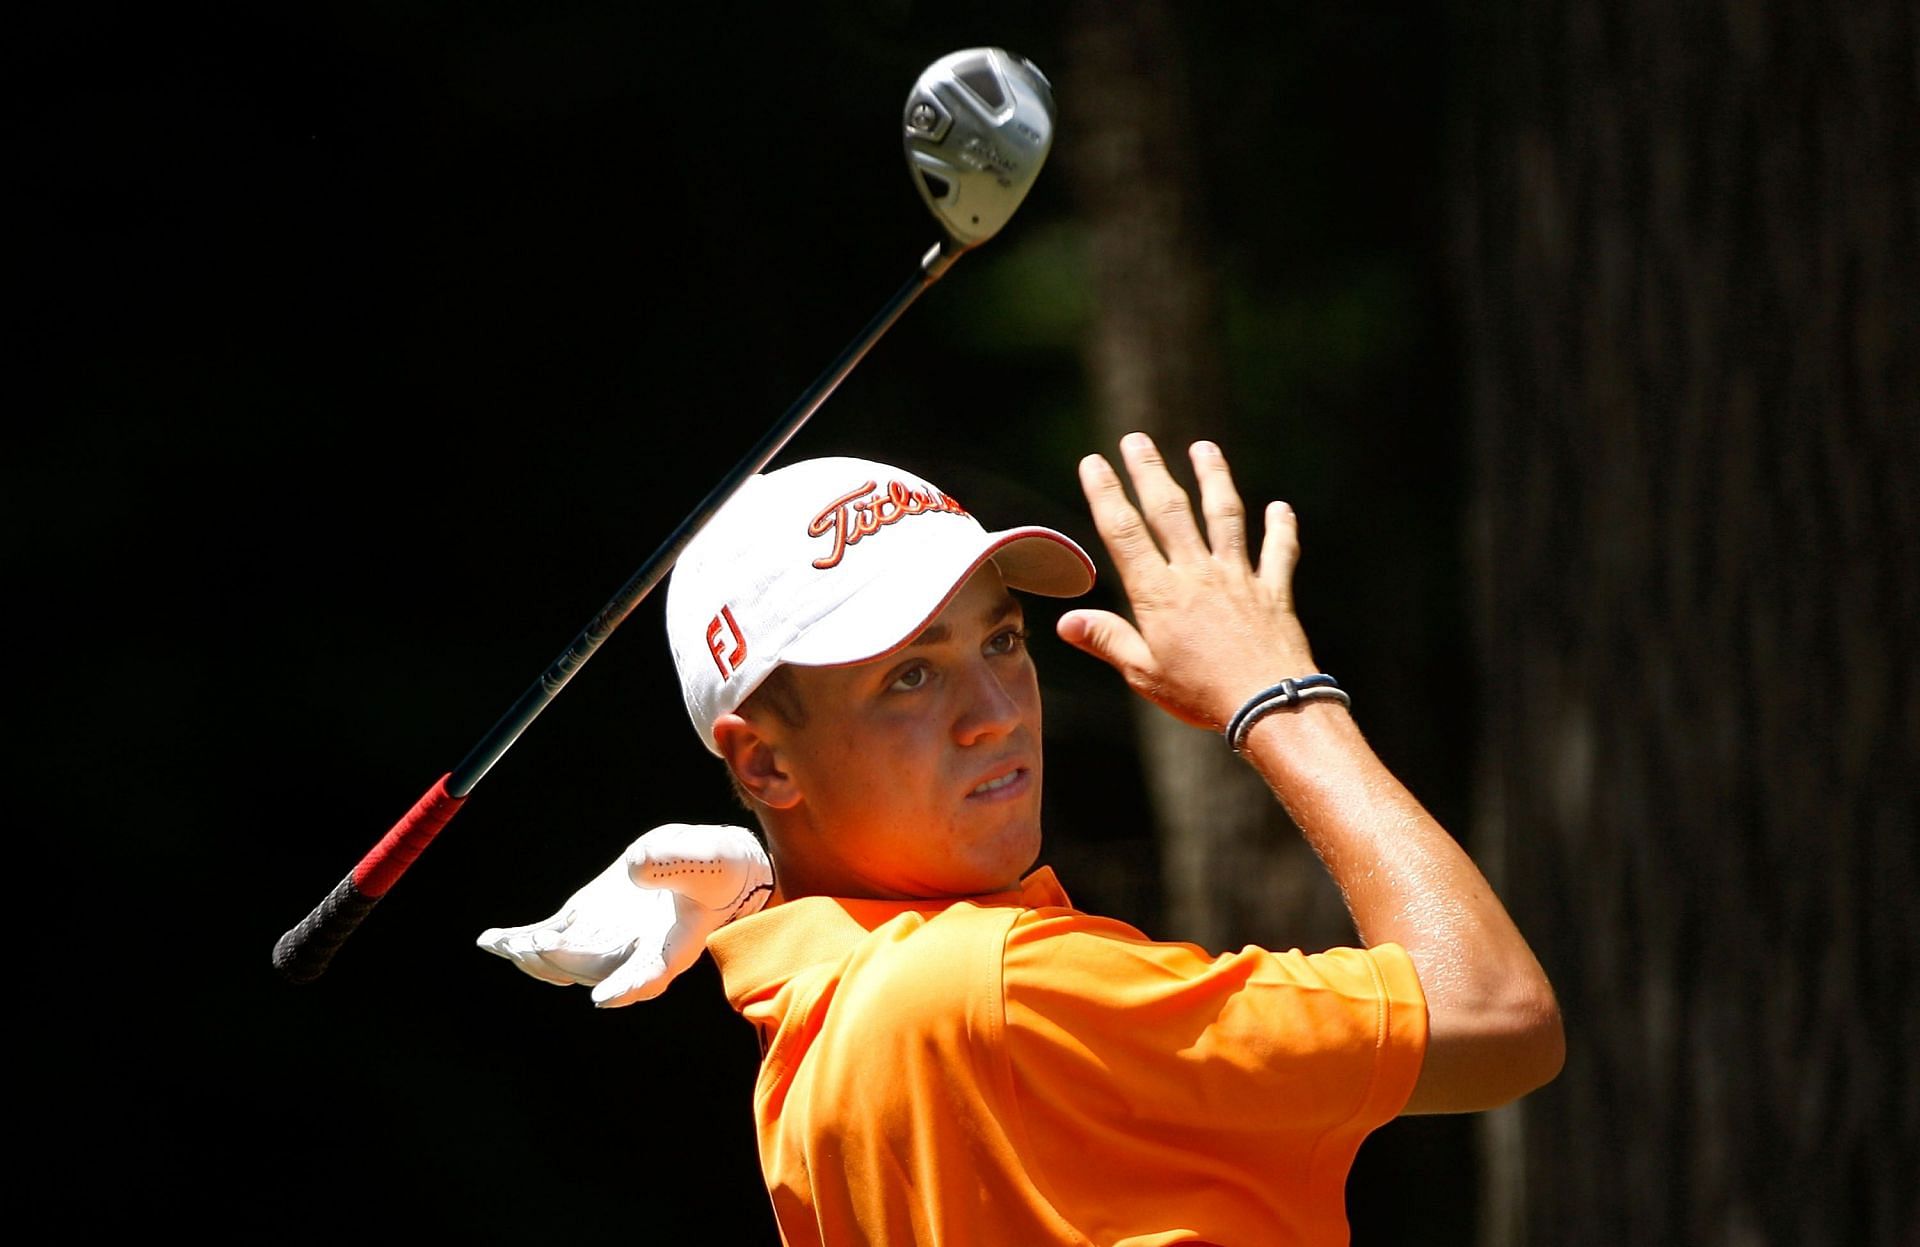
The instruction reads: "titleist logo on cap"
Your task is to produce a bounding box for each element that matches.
[808,479,970,569]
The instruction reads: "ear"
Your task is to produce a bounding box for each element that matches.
[714,712,801,810]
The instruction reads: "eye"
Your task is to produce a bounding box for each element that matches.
[986,625,1029,656]
[888,662,931,692]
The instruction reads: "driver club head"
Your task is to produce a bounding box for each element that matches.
[903,48,1056,252]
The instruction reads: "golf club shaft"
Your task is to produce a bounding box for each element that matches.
[272,242,963,984]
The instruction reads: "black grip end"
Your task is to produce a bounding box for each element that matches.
[273,873,382,983]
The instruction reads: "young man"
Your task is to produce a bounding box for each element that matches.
[479,433,1564,1246]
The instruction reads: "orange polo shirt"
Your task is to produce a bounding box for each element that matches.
[707,866,1428,1247]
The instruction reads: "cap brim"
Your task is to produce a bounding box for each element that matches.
[780,524,1094,668]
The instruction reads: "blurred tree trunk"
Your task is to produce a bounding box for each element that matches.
[1445,3,1919,1244]
[1060,0,1354,957]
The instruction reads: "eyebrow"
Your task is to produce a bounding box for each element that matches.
[906,595,1024,649]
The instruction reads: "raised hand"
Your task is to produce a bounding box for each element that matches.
[1055,432,1323,731]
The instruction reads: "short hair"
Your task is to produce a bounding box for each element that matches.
[725,664,807,813]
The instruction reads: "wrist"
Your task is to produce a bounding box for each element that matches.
[1224,674,1350,753]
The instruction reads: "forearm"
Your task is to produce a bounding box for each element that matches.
[1238,699,1563,1110]
[1238,703,1520,974]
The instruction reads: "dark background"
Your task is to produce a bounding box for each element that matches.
[21,2,1655,1241]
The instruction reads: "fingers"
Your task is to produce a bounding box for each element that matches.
[1077,451,1171,607]
[475,872,680,988]
[1256,499,1300,600]
[590,947,670,1007]
[1070,433,1319,728]
[1189,440,1249,561]
[589,894,720,1008]
[475,917,561,962]
[475,921,598,987]
[1058,607,1217,729]
[1086,433,1254,570]
[475,920,547,955]
[1116,432,1211,563]
[1055,609,1155,678]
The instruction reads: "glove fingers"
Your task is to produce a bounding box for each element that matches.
[588,892,723,1007]
[590,950,670,1008]
[523,954,602,988]
[476,884,666,987]
[477,924,595,988]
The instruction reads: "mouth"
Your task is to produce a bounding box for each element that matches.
[966,765,1031,801]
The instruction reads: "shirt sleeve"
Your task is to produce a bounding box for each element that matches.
[999,907,1428,1155]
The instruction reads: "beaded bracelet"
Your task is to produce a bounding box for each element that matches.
[1225,674,1350,753]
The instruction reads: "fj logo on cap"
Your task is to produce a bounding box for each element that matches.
[706,605,747,679]
[808,479,970,570]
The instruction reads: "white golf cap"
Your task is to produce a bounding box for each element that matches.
[665,455,1095,754]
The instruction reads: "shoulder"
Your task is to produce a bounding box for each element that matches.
[827,900,1027,1033]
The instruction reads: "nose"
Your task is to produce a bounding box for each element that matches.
[952,656,1025,746]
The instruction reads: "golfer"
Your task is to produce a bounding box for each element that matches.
[480,432,1564,1246]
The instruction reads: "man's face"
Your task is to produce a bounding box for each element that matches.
[751,562,1045,900]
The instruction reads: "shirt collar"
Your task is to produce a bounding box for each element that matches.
[707,865,1071,1013]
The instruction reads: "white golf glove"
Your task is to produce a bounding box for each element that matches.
[475,822,773,1008]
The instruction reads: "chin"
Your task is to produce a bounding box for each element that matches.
[983,824,1043,891]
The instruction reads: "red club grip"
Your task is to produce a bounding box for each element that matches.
[353,772,466,897]
[272,774,468,983]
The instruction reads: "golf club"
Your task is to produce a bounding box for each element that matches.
[273,46,1057,983]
